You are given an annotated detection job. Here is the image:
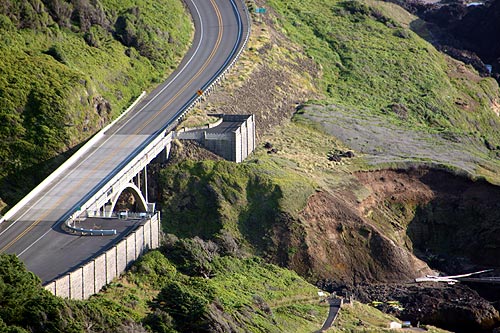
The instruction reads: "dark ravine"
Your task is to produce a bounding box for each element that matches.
[394,0,500,80]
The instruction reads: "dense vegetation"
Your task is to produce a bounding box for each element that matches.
[160,159,315,255]
[0,0,191,208]
[0,243,327,332]
[1,0,499,331]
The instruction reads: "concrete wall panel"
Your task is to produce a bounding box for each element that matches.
[106,247,117,284]
[82,260,95,299]
[151,214,160,249]
[143,218,152,250]
[94,255,107,293]
[70,268,83,300]
[248,115,255,154]
[136,226,145,257]
[234,131,242,163]
[126,233,136,268]
[45,281,55,295]
[54,275,70,299]
[116,240,127,277]
[241,121,248,160]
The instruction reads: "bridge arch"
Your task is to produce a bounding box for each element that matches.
[109,183,148,214]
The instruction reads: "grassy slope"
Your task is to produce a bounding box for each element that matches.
[265,0,500,181]
[77,250,447,333]
[157,0,499,330]
[0,251,449,332]
[0,0,191,207]
[0,250,326,332]
[160,159,316,253]
[268,0,500,134]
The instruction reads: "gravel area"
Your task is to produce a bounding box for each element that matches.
[300,104,494,176]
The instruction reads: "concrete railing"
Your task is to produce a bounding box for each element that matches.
[61,0,251,225]
[62,131,173,225]
[0,92,146,224]
[45,212,161,299]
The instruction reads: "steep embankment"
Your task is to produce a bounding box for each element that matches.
[0,0,192,210]
[161,0,500,330]
[356,168,500,271]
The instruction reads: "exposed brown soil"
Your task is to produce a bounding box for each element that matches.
[167,140,223,164]
[288,168,500,283]
[277,167,500,331]
[289,177,433,285]
[195,0,321,139]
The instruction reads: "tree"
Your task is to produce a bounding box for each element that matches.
[0,254,71,333]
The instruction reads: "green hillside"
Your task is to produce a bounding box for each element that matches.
[268,0,500,138]
[1,0,499,331]
[0,0,191,207]
[157,0,500,329]
[0,247,328,332]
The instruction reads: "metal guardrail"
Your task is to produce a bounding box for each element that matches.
[5,0,251,236]
[65,212,154,236]
[62,0,252,234]
[65,224,117,236]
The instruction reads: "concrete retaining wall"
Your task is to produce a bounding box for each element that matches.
[180,114,256,163]
[45,212,161,299]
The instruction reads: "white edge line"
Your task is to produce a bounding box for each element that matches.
[0,0,204,231]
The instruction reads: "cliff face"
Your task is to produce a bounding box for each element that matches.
[294,168,500,331]
[451,0,500,63]
[356,168,500,272]
[292,190,432,284]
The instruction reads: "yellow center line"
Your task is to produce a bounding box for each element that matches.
[0,0,224,253]
[135,0,224,134]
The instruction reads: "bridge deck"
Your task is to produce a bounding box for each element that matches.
[0,0,249,285]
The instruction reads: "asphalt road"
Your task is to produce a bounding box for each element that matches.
[318,298,342,332]
[0,0,249,284]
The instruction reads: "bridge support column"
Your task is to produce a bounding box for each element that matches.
[144,165,148,204]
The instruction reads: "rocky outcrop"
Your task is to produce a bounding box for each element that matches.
[291,190,432,284]
[451,0,500,65]
[354,283,500,332]
[410,0,500,78]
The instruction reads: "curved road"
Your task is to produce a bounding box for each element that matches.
[0,0,249,284]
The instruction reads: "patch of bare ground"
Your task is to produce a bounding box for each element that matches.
[297,103,500,180]
[493,99,500,117]
[283,166,500,284]
[283,167,500,331]
[167,140,223,164]
[291,189,432,286]
[182,0,321,138]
